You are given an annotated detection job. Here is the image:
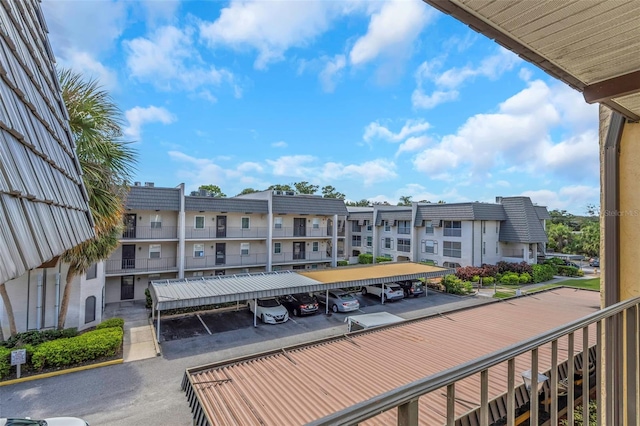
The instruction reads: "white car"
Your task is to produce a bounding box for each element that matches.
[361,284,405,302]
[1,418,89,426]
[314,290,360,313]
[247,298,289,324]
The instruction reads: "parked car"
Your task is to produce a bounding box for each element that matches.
[247,298,289,324]
[361,283,405,302]
[395,280,425,297]
[589,258,600,267]
[1,418,89,426]
[314,290,360,313]
[564,260,580,268]
[278,293,319,316]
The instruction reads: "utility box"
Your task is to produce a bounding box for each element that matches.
[345,312,405,332]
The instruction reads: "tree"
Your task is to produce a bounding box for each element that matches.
[345,199,371,207]
[0,284,16,337]
[237,188,258,196]
[322,185,345,199]
[549,209,579,230]
[293,181,318,195]
[57,69,136,330]
[576,221,600,257]
[198,184,226,197]
[546,222,574,253]
[268,184,294,192]
[437,200,446,204]
[398,195,412,206]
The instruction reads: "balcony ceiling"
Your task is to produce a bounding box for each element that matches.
[423,0,640,121]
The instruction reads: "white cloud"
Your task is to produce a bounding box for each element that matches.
[397,135,431,156]
[349,0,434,66]
[412,48,520,109]
[321,159,397,186]
[364,119,430,143]
[521,185,599,212]
[539,130,599,179]
[266,155,317,177]
[319,55,346,93]
[136,0,181,24]
[57,49,118,90]
[124,106,176,140]
[124,25,236,93]
[237,162,264,173]
[272,141,288,148]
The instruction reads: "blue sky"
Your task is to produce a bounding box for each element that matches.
[42,0,600,214]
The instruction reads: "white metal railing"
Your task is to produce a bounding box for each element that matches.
[308,296,640,426]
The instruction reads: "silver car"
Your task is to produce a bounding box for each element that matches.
[314,290,360,313]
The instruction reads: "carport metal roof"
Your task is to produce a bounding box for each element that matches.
[150,263,453,311]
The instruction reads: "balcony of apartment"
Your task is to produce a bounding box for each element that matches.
[105,257,178,276]
[272,251,333,264]
[326,225,346,237]
[272,226,330,238]
[122,226,178,240]
[184,227,268,240]
[184,253,268,269]
[503,248,525,261]
[310,295,638,426]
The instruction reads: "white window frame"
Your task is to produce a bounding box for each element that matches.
[149,244,161,259]
[398,220,411,235]
[443,220,462,237]
[194,215,205,229]
[241,242,250,255]
[443,241,462,258]
[151,214,162,229]
[352,235,362,247]
[366,220,372,231]
[384,220,391,232]
[241,217,250,229]
[366,236,372,247]
[425,220,434,234]
[312,242,319,252]
[194,243,204,257]
[397,238,411,252]
[274,242,282,254]
[384,237,393,249]
[312,218,320,229]
[274,217,283,229]
[424,240,437,254]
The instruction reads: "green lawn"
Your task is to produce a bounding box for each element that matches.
[492,278,600,299]
[558,278,600,290]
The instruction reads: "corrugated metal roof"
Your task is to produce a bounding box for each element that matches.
[273,195,348,216]
[183,288,600,426]
[499,197,548,243]
[125,185,181,211]
[422,0,640,121]
[151,263,452,311]
[185,196,268,213]
[0,0,94,282]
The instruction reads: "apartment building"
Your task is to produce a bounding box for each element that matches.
[346,196,550,268]
[103,184,347,303]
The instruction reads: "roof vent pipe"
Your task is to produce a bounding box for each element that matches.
[495,196,503,204]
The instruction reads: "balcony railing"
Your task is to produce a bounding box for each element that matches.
[309,296,640,426]
[122,226,178,240]
[272,251,334,264]
[503,249,525,259]
[272,227,331,238]
[105,257,177,275]
[184,253,268,269]
[185,227,268,239]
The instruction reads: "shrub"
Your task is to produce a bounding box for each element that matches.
[376,256,392,263]
[337,260,348,267]
[471,275,480,283]
[455,266,483,281]
[358,253,373,264]
[500,272,521,285]
[441,275,474,295]
[1,328,77,349]
[518,272,532,284]
[32,327,123,370]
[482,276,495,285]
[96,318,125,330]
[545,257,566,266]
[144,288,153,309]
[532,264,555,283]
[480,264,499,277]
[557,265,580,277]
[0,347,10,379]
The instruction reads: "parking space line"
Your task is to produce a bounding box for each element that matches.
[197,314,212,335]
[289,317,299,325]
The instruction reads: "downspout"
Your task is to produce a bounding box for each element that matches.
[177,183,186,279]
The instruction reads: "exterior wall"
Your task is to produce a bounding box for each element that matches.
[480,221,502,265]
[184,211,269,238]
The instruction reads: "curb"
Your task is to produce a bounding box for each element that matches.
[0,358,123,387]
[148,316,162,357]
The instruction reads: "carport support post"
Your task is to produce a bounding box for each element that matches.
[381,283,385,305]
[325,289,329,314]
[254,299,258,327]
[156,306,161,343]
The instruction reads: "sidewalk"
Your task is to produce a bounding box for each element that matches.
[104,301,159,362]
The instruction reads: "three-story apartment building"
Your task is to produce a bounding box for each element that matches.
[103,184,347,303]
[345,197,549,268]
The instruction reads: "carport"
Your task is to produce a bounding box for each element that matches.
[150,263,453,342]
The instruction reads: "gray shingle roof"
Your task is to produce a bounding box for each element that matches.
[185,196,268,213]
[347,211,373,221]
[534,205,551,220]
[126,186,181,211]
[375,208,412,225]
[499,197,548,243]
[272,195,348,215]
[0,1,94,282]
[415,203,506,222]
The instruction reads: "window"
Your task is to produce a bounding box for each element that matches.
[149,244,161,259]
[397,238,411,252]
[85,263,97,280]
[192,271,204,277]
[366,236,372,247]
[351,235,362,247]
[424,240,438,254]
[84,296,96,323]
[384,220,391,232]
[443,220,462,237]
[384,237,393,249]
[194,243,204,257]
[241,243,250,255]
[351,221,362,232]
[274,242,282,254]
[274,217,283,229]
[311,264,318,269]
[195,216,205,229]
[425,220,434,234]
[366,220,372,231]
[312,218,320,229]
[443,241,462,258]
[398,220,411,235]
[151,214,162,229]
[312,242,319,252]
[241,217,250,229]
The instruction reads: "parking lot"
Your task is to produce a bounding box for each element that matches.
[157,290,493,360]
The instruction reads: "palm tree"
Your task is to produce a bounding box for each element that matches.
[57,69,136,329]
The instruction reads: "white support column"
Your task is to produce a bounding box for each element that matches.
[331,214,338,267]
[381,283,385,305]
[36,272,43,330]
[54,268,61,328]
[411,202,418,262]
[254,299,258,326]
[156,306,161,343]
[326,289,329,314]
[177,183,186,279]
[266,192,274,272]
